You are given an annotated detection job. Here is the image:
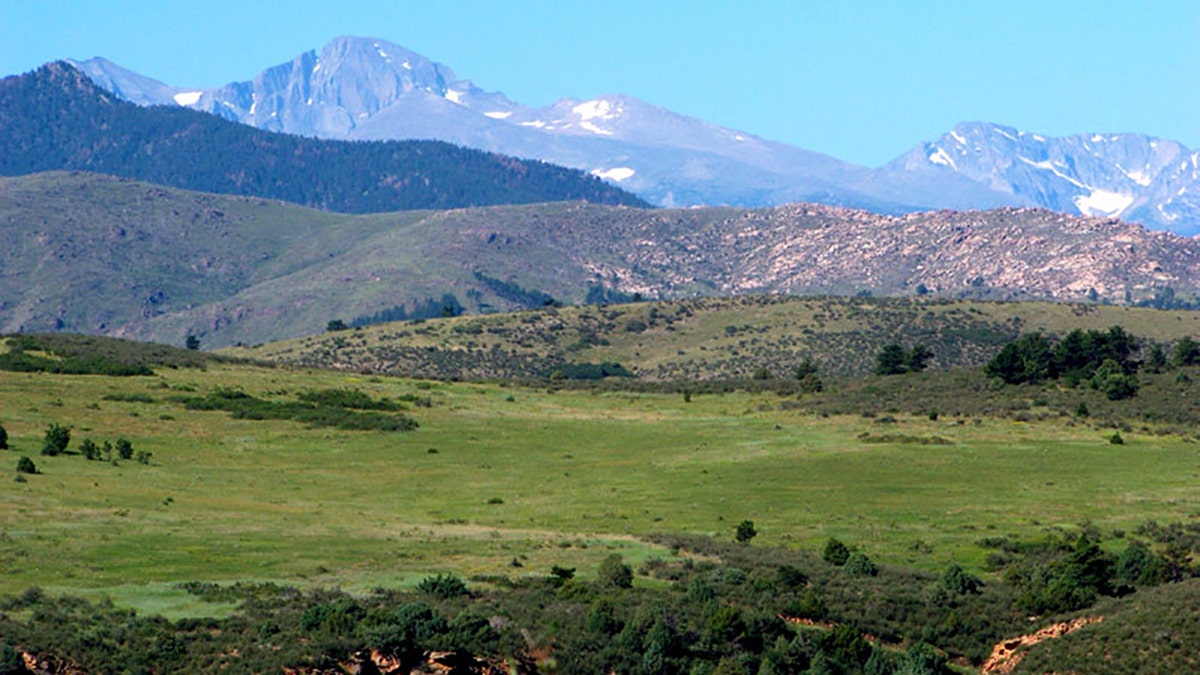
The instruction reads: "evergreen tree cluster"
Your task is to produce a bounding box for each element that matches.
[350,294,464,328]
[873,343,932,376]
[471,272,557,309]
[0,63,650,213]
[984,326,1145,399]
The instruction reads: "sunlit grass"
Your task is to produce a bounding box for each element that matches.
[3,362,1199,616]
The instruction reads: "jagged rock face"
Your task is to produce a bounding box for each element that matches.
[195,38,462,137]
[880,122,1200,233]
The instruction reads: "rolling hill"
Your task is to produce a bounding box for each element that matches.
[230,294,1200,382]
[5,172,1200,348]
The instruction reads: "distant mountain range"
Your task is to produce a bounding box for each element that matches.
[66,36,1200,234]
[4,172,1198,348]
[0,61,646,212]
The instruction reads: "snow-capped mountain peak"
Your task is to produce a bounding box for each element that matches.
[64,38,1200,233]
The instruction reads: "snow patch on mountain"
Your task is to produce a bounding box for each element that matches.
[173,91,202,106]
[1075,189,1134,217]
[592,167,636,181]
[928,147,955,168]
[579,121,613,136]
[484,111,512,119]
[573,99,619,121]
[1121,166,1153,187]
[1018,156,1087,189]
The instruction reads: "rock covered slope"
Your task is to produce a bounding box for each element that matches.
[4,172,1200,348]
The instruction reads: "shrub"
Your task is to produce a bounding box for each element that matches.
[735,519,758,544]
[549,566,576,586]
[845,552,878,577]
[79,438,100,461]
[1092,359,1140,400]
[16,456,37,475]
[823,538,851,566]
[115,437,134,460]
[776,564,808,589]
[0,423,6,449]
[416,573,468,599]
[0,642,25,675]
[41,423,70,456]
[939,563,982,596]
[597,554,633,589]
[797,373,824,393]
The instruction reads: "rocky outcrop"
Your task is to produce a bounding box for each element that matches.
[981,616,1103,674]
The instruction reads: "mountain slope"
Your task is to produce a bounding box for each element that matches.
[0,62,648,212]
[68,37,896,212]
[65,38,1200,232]
[5,172,1200,348]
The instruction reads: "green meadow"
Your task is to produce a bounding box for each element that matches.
[4,360,1198,617]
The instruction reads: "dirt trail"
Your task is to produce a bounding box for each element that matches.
[981,616,1103,674]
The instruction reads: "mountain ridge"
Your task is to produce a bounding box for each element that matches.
[63,37,1200,233]
[0,60,648,212]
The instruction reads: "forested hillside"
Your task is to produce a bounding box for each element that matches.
[0,62,648,212]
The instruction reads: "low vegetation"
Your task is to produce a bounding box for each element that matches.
[2,304,1199,672]
[233,295,1200,382]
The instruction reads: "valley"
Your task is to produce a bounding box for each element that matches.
[3,300,1200,672]
[2,27,1200,673]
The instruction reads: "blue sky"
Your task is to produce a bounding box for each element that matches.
[4,0,1197,166]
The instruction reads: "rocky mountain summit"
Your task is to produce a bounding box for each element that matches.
[880,122,1200,233]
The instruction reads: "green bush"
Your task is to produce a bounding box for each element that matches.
[939,563,982,596]
[0,423,7,450]
[823,538,851,566]
[598,554,634,589]
[735,519,758,544]
[416,573,468,599]
[41,423,69,456]
[0,642,25,675]
[16,455,37,475]
[844,552,878,577]
[182,389,418,432]
[297,388,400,411]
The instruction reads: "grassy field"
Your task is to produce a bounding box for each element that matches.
[4,358,1200,619]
